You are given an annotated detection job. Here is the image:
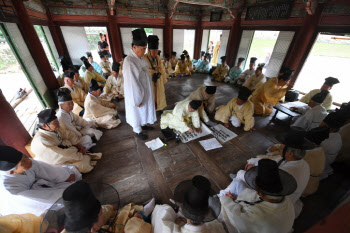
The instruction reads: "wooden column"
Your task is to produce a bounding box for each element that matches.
[193,15,203,59]
[0,90,31,155]
[45,6,71,61]
[11,0,59,90]
[283,4,324,87]
[107,9,123,62]
[226,13,241,67]
[164,12,173,55]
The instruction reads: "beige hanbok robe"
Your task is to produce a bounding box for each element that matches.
[164,60,174,76]
[63,84,87,115]
[243,73,266,91]
[250,77,288,116]
[31,129,93,173]
[213,64,230,82]
[103,75,124,101]
[83,93,121,129]
[300,88,333,110]
[185,60,193,71]
[161,99,201,133]
[215,97,254,131]
[0,214,42,233]
[170,58,178,69]
[84,70,106,88]
[212,41,220,66]
[144,54,168,111]
[100,60,112,77]
[174,61,191,76]
[185,86,215,122]
[74,76,87,93]
[119,60,124,77]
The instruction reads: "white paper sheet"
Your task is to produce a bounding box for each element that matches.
[145,138,164,151]
[176,123,212,143]
[281,101,308,110]
[211,124,238,143]
[199,138,223,151]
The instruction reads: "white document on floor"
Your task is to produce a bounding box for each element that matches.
[175,123,212,143]
[145,137,164,151]
[200,138,223,151]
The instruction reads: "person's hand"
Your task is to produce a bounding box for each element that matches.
[118,94,124,99]
[65,174,75,182]
[188,128,194,133]
[137,103,142,107]
[269,145,278,152]
[224,122,230,128]
[245,163,255,171]
[249,127,256,132]
[175,217,187,224]
[290,107,298,111]
[195,128,202,133]
[134,212,143,219]
[75,144,87,154]
[225,192,237,200]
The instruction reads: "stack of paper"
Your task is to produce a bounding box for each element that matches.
[211,124,238,143]
[145,138,164,151]
[199,138,223,151]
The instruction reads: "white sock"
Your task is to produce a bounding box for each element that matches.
[143,198,155,217]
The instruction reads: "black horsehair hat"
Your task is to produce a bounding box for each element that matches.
[245,159,297,196]
[324,77,340,87]
[0,146,23,171]
[64,71,74,79]
[189,100,202,110]
[38,109,57,124]
[323,111,346,129]
[205,86,216,95]
[132,28,147,47]
[238,86,252,101]
[180,54,185,60]
[86,52,92,58]
[276,127,314,150]
[174,175,221,222]
[89,79,102,93]
[112,62,120,73]
[250,57,257,64]
[311,90,329,104]
[57,88,72,103]
[238,57,245,63]
[147,35,159,50]
[279,67,294,81]
[200,51,205,56]
[221,56,226,62]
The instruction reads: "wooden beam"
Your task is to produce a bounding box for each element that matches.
[107,9,123,62]
[193,15,202,59]
[164,12,173,55]
[0,90,31,156]
[226,13,241,67]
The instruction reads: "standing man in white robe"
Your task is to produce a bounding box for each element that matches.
[292,90,329,131]
[152,175,226,233]
[123,28,156,140]
[0,146,81,216]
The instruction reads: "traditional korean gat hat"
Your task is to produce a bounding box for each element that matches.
[189,100,202,110]
[164,53,170,59]
[200,51,205,57]
[205,86,217,95]
[172,51,177,56]
[182,50,188,55]
[0,146,23,171]
[99,54,105,59]
[323,111,346,129]
[306,125,330,145]
[276,127,315,150]
[132,28,147,46]
[57,88,73,103]
[238,57,245,63]
[311,90,329,104]
[86,52,92,58]
[40,181,120,232]
[174,175,221,222]
[83,59,91,69]
[238,86,252,101]
[250,57,257,64]
[324,77,339,87]
[147,35,159,50]
[245,159,297,196]
[60,56,71,71]
[220,56,226,62]
[278,66,294,81]
[112,62,120,73]
[123,54,127,59]
[180,54,185,60]
[89,79,101,93]
[38,109,57,124]
[64,71,74,79]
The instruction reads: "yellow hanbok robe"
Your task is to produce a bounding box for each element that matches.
[63,84,87,115]
[212,41,220,65]
[161,99,201,133]
[170,58,178,69]
[250,77,288,116]
[185,60,193,71]
[215,97,255,131]
[119,60,124,77]
[83,94,121,129]
[31,128,93,173]
[213,64,230,82]
[299,88,333,110]
[84,70,106,88]
[144,54,168,111]
[103,75,124,101]
[57,75,64,87]
[74,76,87,93]
[174,61,191,76]
[243,73,266,91]
[164,60,174,76]
[100,60,112,77]
[0,214,43,233]
[185,86,215,122]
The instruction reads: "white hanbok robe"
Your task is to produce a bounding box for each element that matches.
[320,132,342,179]
[219,189,295,233]
[123,49,156,133]
[152,204,226,233]
[236,68,255,85]
[292,105,328,131]
[0,159,81,216]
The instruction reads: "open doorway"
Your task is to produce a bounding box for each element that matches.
[294,33,350,106]
[84,26,108,64]
[173,29,195,58]
[201,29,230,66]
[0,24,43,135]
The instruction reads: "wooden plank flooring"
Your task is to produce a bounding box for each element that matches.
[82,73,349,233]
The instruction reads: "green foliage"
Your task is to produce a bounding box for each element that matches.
[86,34,100,50]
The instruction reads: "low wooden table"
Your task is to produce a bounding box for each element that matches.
[271,105,300,125]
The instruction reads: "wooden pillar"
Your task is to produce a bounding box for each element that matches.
[193,15,203,59]
[0,90,31,155]
[107,9,123,62]
[283,4,324,87]
[164,12,173,55]
[226,13,241,67]
[11,0,59,90]
[45,6,71,62]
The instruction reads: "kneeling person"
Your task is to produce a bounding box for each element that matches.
[102,61,124,102]
[212,56,230,82]
[215,87,255,131]
[161,100,203,133]
[84,79,121,129]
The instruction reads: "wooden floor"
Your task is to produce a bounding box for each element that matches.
[83,73,349,233]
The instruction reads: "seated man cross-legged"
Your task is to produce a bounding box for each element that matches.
[212,56,230,82]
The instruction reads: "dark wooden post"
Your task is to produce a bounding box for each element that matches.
[11,0,59,90]
[226,13,241,67]
[107,9,123,62]
[283,4,324,87]
[0,90,31,155]
[193,15,203,59]
[164,12,173,55]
